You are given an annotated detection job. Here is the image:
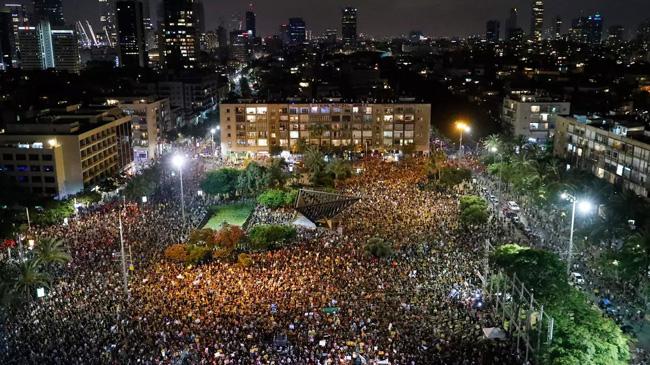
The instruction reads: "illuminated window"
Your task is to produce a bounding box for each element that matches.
[531,105,541,113]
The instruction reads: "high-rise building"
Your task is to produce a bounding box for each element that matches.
[3,4,29,67]
[51,28,80,73]
[570,13,603,44]
[530,0,544,42]
[17,21,80,72]
[162,0,198,71]
[608,25,625,43]
[288,17,306,45]
[342,6,357,45]
[194,0,205,34]
[216,25,227,48]
[638,19,650,44]
[0,8,12,69]
[505,8,519,40]
[554,16,562,40]
[325,28,337,43]
[245,7,256,38]
[116,0,147,68]
[502,95,571,144]
[486,20,500,42]
[33,0,64,27]
[99,0,117,46]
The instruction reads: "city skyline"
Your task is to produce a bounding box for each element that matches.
[11,0,650,38]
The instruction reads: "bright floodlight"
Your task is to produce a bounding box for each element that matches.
[456,121,470,132]
[172,154,185,169]
[578,200,593,214]
[490,146,498,153]
[210,128,216,134]
[560,192,568,200]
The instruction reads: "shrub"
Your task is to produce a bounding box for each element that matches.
[284,189,299,206]
[186,245,212,265]
[364,237,393,259]
[164,244,189,263]
[459,195,488,226]
[248,224,297,251]
[187,228,216,246]
[212,224,245,251]
[238,253,253,267]
[257,189,287,209]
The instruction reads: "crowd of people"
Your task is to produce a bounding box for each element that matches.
[1,156,521,364]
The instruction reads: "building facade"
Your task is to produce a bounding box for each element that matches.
[530,0,544,42]
[502,95,570,143]
[486,20,500,42]
[0,105,133,197]
[33,0,64,26]
[17,21,80,73]
[162,0,198,71]
[342,7,357,45]
[116,0,147,68]
[554,116,650,198]
[220,103,431,155]
[109,96,171,163]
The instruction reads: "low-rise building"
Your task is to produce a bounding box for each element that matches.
[220,103,431,155]
[502,95,570,144]
[554,115,650,198]
[0,105,133,197]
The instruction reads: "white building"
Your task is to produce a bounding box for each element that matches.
[502,95,570,143]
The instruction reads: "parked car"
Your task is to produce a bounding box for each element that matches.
[569,272,585,286]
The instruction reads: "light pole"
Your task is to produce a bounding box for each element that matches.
[456,121,471,156]
[490,146,502,205]
[172,154,186,227]
[561,192,593,277]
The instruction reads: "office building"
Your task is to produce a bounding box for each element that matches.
[157,74,218,125]
[502,95,570,143]
[245,7,256,38]
[107,96,171,163]
[486,20,500,42]
[216,25,227,48]
[194,0,205,34]
[530,0,544,42]
[342,7,357,45]
[554,115,650,198]
[219,103,431,155]
[505,7,519,40]
[570,13,603,44]
[3,4,29,67]
[51,28,80,73]
[0,8,12,69]
[608,25,625,43]
[554,16,562,39]
[161,0,198,71]
[17,21,80,73]
[116,0,147,68]
[288,18,306,45]
[99,0,117,46]
[33,0,64,26]
[0,105,133,197]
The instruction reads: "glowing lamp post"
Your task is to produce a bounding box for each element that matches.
[456,121,471,156]
[172,154,186,226]
[561,192,593,276]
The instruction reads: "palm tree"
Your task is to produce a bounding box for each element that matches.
[308,124,326,150]
[34,238,71,270]
[303,147,325,175]
[483,134,503,153]
[425,150,446,180]
[326,158,352,182]
[12,259,50,299]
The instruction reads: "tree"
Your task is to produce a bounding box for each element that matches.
[248,224,296,250]
[12,259,49,300]
[326,158,352,182]
[425,150,446,180]
[201,168,241,197]
[303,147,325,175]
[212,224,245,251]
[237,162,269,197]
[266,158,288,188]
[164,244,189,263]
[438,166,471,187]
[33,238,71,271]
[482,134,503,153]
[257,189,288,209]
[187,228,216,247]
[364,237,393,258]
[269,144,283,156]
[123,164,161,200]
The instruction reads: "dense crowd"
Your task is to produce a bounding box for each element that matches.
[1,157,519,364]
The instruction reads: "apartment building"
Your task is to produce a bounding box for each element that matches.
[220,103,431,155]
[0,105,133,197]
[554,115,650,198]
[107,96,171,163]
[503,95,570,143]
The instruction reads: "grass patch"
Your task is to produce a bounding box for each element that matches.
[203,202,255,229]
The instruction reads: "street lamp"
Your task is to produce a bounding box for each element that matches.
[172,154,186,226]
[456,121,471,156]
[489,147,502,205]
[561,192,593,276]
[210,128,217,156]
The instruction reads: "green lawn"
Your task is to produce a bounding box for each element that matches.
[203,203,255,229]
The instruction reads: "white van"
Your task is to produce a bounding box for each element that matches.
[507,201,520,211]
[570,272,585,286]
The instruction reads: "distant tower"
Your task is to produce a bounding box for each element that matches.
[116,0,147,68]
[288,17,306,45]
[342,6,358,45]
[162,0,198,71]
[554,16,562,39]
[99,0,117,46]
[486,20,500,42]
[33,0,64,26]
[530,0,544,41]
[194,0,205,34]
[245,4,256,38]
[505,7,518,40]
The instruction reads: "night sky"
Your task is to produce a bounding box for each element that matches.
[23,0,650,38]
